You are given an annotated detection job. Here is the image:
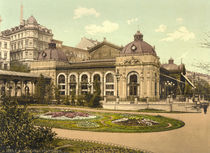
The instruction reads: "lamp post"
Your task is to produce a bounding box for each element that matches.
[115,69,120,110]
[115,69,120,98]
[165,81,175,103]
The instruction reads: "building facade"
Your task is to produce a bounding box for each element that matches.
[0,35,10,70]
[31,31,162,102]
[1,16,53,64]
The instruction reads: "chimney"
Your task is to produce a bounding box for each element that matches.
[20,4,23,25]
[0,16,2,34]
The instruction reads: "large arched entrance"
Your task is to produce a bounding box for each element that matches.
[127,72,139,98]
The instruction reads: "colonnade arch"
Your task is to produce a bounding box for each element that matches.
[0,70,51,98]
[57,71,115,97]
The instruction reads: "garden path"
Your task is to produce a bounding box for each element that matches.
[31,106,210,153]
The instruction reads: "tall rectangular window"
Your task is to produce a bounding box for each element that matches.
[4,42,7,49]
[4,64,7,70]
[4,52,7,59]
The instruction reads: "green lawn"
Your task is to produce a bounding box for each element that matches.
[30,108,185,133]
[52,138,146,153]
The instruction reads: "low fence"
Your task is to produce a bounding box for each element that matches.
[102,101,201,112]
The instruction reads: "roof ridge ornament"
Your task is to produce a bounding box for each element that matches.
[134,30,143,41]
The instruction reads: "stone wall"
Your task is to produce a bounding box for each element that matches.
[103,101,200,112]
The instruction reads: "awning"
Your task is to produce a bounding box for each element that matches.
[160,73,185,84]
[181,73,196,88]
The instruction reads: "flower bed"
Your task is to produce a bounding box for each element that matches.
[34,108,185,132]
[77,121,99,128]
[39,111,97,120]
[112,117,159,126]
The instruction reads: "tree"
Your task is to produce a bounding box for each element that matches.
[46,83,54,104]
[0,96,56,152]
[194,78,210,100]
[64,95,70,105]
[89,80,102,108]
[35,74,47,104]
[193,62,210,74]
[70,88,76,106]
[195,32,210,74]
[184,83,193,97]
[201,32,210,48]
[54,85,61,104]
[10,61,30,73]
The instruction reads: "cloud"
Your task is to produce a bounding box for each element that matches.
[176,17,183,23]
[161,26,195,41]
[127,18,138,25]
[73,7,100,19]
[85,20,119,35]
[155,24,167,32]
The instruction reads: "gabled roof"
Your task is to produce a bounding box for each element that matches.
[88,40,123,53]
[76,37,100,50]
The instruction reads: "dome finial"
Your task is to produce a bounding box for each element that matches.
[169,57,174,64]
[134,30,143,41]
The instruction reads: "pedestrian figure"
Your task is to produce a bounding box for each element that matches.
[202,103,209,114]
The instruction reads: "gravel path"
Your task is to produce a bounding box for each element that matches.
[31,106,210,153]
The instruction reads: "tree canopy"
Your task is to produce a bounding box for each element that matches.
[0,96,56,152]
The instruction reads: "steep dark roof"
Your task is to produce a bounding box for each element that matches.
[38,43,68,62]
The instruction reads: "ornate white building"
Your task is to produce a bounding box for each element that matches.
[0,35,10,70]
[1,16,53,64]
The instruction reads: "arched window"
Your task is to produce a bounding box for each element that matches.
[93,74,101,92]
[93,74,100,82]
[69,75,76,95]
[58,74,66,95]
[128,73,138,96]
[105,73,114,96]
[81,74,88,95]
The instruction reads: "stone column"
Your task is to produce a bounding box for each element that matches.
[119,74,127,100]
[65,74,68,96]
[140,77,144,98]
[77,73,80,95]
[147,78,150,97]
[101,72,104,97]
[157,79,160,99]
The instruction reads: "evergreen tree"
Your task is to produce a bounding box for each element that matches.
[54,85,61,104]
[90,80,102,108]
[64,95,70,105]
[70,88,76,106]
[0,96,56,152]
[35,74,46,104]
[46,83,54,104]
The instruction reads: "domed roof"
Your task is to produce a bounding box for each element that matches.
[121,31,157,56]
[38,43,68,62]
[27,16,38,24]
[161,58,186,74]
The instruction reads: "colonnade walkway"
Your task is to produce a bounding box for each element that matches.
[32,106,209,153]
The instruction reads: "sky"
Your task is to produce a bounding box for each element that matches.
[0,0,209,74]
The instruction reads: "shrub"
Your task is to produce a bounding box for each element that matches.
[0,96,56,152]
[76,95,85,106]
[64,95,70,105]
